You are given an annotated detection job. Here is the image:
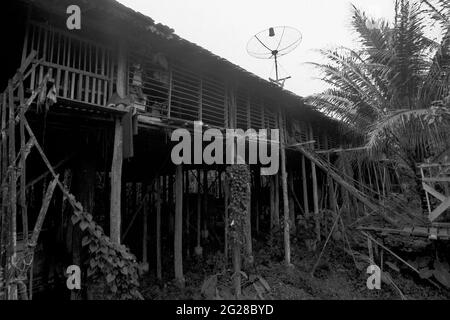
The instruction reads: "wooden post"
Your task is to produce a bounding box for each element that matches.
[195,169,202,256]
[110,39,126,244]
[309,126,320,242]
[245,182,253,265]
[185,170,190,258]
[202,169,208,240]
[110,118,123,244]
[288,173,296,233]
[156,177,162,281]
[301,155,309,218]
[142,187,149,273]
[274,174,280,226]
[174,165,184,287]
[278,111,291,266]
[254,170,260,234]
[224,173,229,264]
[269,175,276,231]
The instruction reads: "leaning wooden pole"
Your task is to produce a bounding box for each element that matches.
[8,82,17,300]
[18,79,28,245]
[278,112,291,266]
[174,165,184,287]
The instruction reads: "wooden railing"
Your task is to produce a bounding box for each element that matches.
[22,22,114,108]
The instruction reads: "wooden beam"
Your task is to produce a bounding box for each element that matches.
[174,165,184,287]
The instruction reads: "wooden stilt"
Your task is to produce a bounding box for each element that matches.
[195,169,202,256]
[202,169,208,240]
[174,165,184,287]
[156,177,162,281]
[245,181,253,265]
[224,172,229,264]
[110,39,126,245]
[269,175,276,231]
[301,155,310,218]
[110,117,123,244]
[288,173,296,233]
[310,130,320,242]
[279,112,291,266]
[274,174,280,226]
[185,170,190,258]
[142,186,149,272]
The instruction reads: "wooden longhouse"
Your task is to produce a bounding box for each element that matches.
[0,0,378,299]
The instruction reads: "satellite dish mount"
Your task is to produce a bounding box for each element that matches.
[247,26,302,88]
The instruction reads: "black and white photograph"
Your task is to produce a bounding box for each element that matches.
[0,0,450,310]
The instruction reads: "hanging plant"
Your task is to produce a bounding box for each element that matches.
[226,165,250,246]
[69,197,143,300]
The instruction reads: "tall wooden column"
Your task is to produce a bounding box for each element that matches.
[142,187,149,272]
[156,177,162,280]
[174,165,184,287]
[278,111,291,266]
[309,126,320,242]
[301,155,309,218]
[288,174,296,233]
[110,39,127,244]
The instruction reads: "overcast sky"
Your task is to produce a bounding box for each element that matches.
[117,0,395,97]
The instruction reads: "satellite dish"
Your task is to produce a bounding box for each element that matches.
[246,26,302,87]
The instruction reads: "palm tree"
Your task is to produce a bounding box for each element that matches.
[307,0,450,210]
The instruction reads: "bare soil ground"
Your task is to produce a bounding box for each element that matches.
[140,237,450,300]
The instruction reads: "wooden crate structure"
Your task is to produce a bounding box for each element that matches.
[419,163,450,222]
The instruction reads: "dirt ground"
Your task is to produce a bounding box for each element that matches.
[140,237,450,300]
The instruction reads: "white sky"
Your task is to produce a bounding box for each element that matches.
[117,0,395,97]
